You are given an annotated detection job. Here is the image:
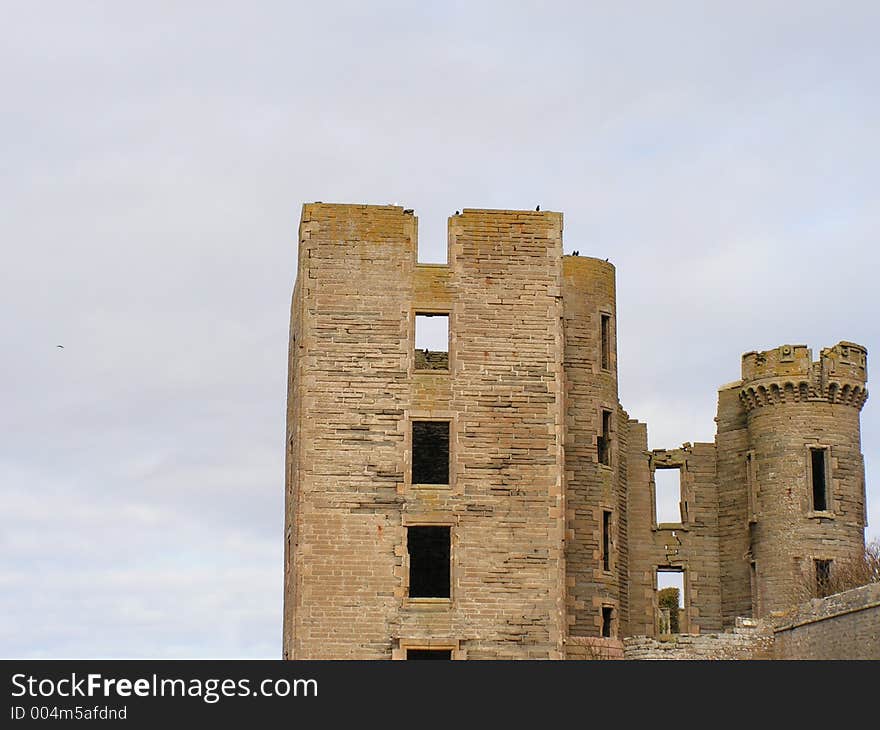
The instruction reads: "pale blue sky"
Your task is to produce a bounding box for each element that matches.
[2,1,878,657]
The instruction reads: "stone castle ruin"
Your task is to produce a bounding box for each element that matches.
[283,203,870,659]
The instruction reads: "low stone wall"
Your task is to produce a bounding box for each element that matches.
[564,637,625,660]
[620,584,880,659]
[772,583,880,659]
[623,621,775,660]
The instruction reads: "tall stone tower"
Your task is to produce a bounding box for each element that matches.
[737,343,869,616]
[284,204,570,659]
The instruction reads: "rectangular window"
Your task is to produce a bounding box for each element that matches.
[811,448,828,512]
[815,559,832,598]
[600,314,611,370]
[602,510,612,572]
[412,421,449,485]
[406,649,452,660]
[654,467,682,525]
[656,569,685,634]
[597,410,612,466]
[415,313,449,371]
[407,526,451,598]
[601,606,614,638]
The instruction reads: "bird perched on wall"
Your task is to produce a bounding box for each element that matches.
[535,205,540,211]
[572,250,579,256]
[404,208,413,214]
[455,210,460,215]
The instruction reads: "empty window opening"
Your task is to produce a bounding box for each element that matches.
[654,467,683,524]
[656,570,685,634]
[811,448,828,511]
[602,510,612,572]
[415,313,449,370]
[600,314,611,370]
[412,421,449,485]
[597,410,612,466]
[416,215,448,264]
[406,649,452,660]
[407,526,451,598]
[601,606,614,638]
[815,559,832,598]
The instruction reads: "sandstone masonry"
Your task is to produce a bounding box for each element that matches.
[283,203,871,659]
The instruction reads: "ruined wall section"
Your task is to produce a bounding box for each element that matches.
[641,446,722,634]
[625,432,722,634]
[410,209,567,658]
[624,619,774,660]
[715,382,752,626]
[561,257,626,638]
[284,204,416,658]
[741,343,868,615]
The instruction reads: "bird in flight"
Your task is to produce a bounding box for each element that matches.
[56,344,64,349]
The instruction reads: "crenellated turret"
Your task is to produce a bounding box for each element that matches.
[739,343,868,412]
[737,342,868,617]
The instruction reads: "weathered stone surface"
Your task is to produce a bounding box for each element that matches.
[772,582,880,659]
[623,626,775,660]
[283,203,871,659]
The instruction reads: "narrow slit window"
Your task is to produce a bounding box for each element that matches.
[600,314,611,370]
[406,649,452,660]
[597,410,612,466]
[407,526,451,598]
[815,559,832,598]
[602,510,612,572]
[811,448,828,512]
[746,451,758,522]
[654,468,682,524]
[412,421,449,485]
[601,606,614,638]
[415,313,449,371]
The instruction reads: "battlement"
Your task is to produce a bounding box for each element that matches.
[819,341,868,384]
[741,344,813,381]
[739,342,868,411]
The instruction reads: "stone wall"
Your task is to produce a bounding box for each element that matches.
[561,256,625,638]
[564,636,625,660]
[624,620,775,660]
[773,582,880,659]
[624,584,880,659]
[284,204,416,659]
[715,382,752,627]
[285,205,568,659]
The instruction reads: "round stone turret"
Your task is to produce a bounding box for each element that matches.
[739,342,868,616]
